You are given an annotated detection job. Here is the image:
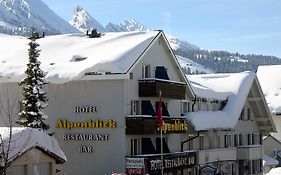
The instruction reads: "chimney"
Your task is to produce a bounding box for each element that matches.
[91,29,98,38]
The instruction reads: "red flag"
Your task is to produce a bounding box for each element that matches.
[157,93,163,129]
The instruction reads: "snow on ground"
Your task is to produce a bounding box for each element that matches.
[266,167,281,175]
[186,72,255,130]
[257,65,281,114]
[0,127,66,165]
[176,55,213,74]
[0,31,158,83]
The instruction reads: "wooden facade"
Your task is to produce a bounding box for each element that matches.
[138,79,186,99]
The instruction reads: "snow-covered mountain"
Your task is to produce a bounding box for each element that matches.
[106,20,199,50]
[106,19,149,32]
[69,6,106,33]
[0,0,80,36]
[176,55,213,74]
[167,35,200,51]
[68,7,199,51]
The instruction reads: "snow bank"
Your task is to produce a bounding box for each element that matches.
[266,167,281,175]
[257,65,281,114]
[0,31,158,83]
[0,127,66,165]
[186,72,255,130]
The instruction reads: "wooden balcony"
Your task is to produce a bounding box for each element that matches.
[138,78,186,99]
[126,116,189,135]
[237,145,262,160]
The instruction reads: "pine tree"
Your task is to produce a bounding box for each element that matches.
[17,31,49,131]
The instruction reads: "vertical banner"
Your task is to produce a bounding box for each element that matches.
[125,158,145,175]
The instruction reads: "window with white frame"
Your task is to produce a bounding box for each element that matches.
[239,133,249,146]
[252,159,262,174]
[217,135,221,148]
[187,135,194,150]
[252,133,261,145]
[32,163,51,175]
[130,138,142,155]
[182,101,191,113]
[225,134,232,147]
[240,107,249,121]
[130,100,140,115]
[142,64,151,78]
[199,135,204,150]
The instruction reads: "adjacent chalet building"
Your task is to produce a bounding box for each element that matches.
[184,72,275,175]
[0,31,197,175]
[257,65,281,170]
[0,127,66,175]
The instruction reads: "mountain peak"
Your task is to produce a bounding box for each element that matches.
[74,5,83,12]
[118,19,150,32]
[0,0,79,36]
[69,5,106,33]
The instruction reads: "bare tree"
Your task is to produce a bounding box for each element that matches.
[0,87,21,175]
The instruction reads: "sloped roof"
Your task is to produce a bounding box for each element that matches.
[0,127,66,165]
[0,31,159,83]
[186,71,275,132]
[257,65,281,114]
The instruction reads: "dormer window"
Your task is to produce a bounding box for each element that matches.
[142,64,151,78]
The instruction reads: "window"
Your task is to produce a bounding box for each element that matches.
[234,134,239,147]
[252,159,262,174]
[181,101,188,114]
[155,66,169,80]
[199,135,204,150]
[217,135,221,148]
[240,107,249,121]
[156,137,170,153]
[248,134,252,145]
[130,100,140,115]
[33,163,51,175]
[130,138,142,155]
[252,133,261,145]
[187,135,194,150]
[142,64,151,78]
[225,134,232,147]
[239,133,248,146]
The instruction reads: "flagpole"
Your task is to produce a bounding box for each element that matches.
[161,122,164,175]
[160,91,164,175]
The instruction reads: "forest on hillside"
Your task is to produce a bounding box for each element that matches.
[175,49,281,73]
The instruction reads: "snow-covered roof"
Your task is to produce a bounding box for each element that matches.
[0,127,66,165]
[0,31,159,83]
[263,154,279,166]
[186,72,255,130]
[257,65,281,114]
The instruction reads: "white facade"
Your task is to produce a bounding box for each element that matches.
[0,31,197,175]
[183,72,275,175]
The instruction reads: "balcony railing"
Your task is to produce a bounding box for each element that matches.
[237,145,262,160]
[198,147,237,164]
[139,78,186,99]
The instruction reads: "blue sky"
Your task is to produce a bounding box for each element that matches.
[41,0,281,57]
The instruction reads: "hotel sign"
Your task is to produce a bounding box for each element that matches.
[126,152,197,175]
[125,158,145,175]
[55,105,117,153]
[126,117,189,135]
